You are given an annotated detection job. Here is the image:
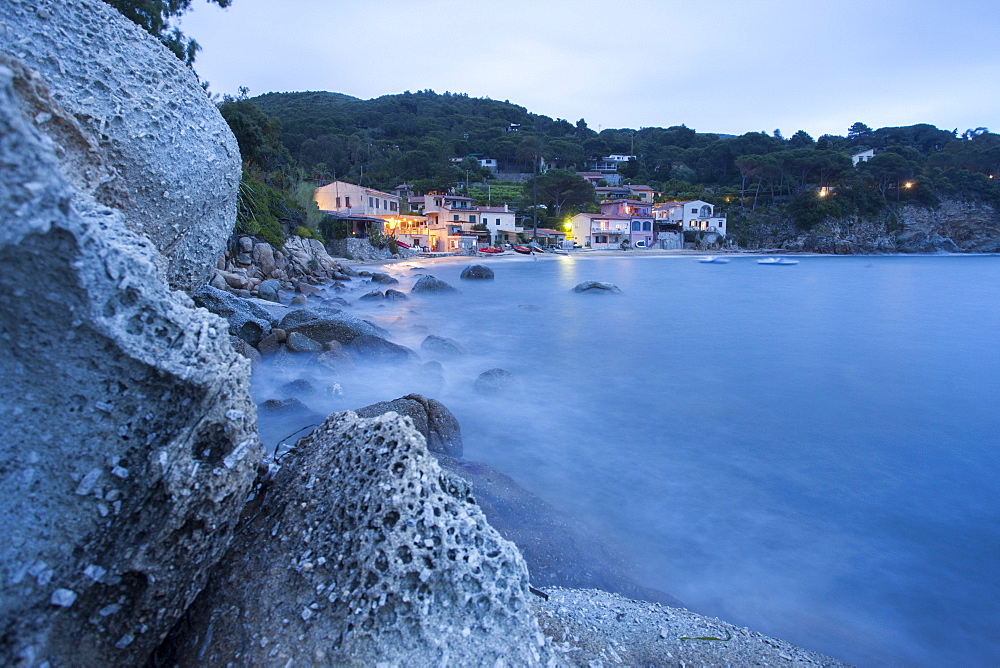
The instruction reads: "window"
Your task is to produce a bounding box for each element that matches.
[383,199,388,209]
[335,196,341,208]
[631,221,640,231]
[345,196,351,207]
[375,199,380,209]
[495,219,501,226]
[642,221,651,231]
[691,208,698,214]
[469,215,476,224]
[454,215,459,221]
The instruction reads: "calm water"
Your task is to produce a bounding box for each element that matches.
[257,253,1000,666]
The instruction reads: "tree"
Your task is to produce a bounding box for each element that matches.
[524,169,595,218]
[847,122,874,141]
[788,130,815,149]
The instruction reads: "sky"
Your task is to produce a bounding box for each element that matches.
[180,0,1000,139]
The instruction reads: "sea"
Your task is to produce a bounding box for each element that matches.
[254,253,1000,667]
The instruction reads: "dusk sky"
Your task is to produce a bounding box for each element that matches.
[180,0,999,139]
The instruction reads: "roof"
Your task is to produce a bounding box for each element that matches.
[475,206,513,213]
[573,213,631,220]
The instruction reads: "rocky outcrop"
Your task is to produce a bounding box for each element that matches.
[160,412,550,666]
[0,0,241,292]
[0,62,261,666]
[733,199,1000,253]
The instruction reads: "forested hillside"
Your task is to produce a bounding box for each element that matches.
[225,89,1000,242]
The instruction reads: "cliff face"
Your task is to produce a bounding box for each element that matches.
[732,199,1000,253]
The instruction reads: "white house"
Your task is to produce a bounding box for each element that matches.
[653,200,726,236]
[569,213,630,249]
[314,181,401,217]
[852,149,876,167]
[476,205,519,244]
[589,154,636,172]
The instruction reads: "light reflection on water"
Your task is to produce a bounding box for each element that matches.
[255,254,1000,667]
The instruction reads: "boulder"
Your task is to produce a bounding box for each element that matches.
[252,242,277,276]
[355,394,463,458]
[474,368,516,396]
[421,334,466,358]
[256,278,282,303]
[317,349,356,374]
[191,285,277,347]
[295,281,322,295]
[572,280,623,294]
[411,275,459,294]
[371,272,400,285]
[0,0,241,292]
[285,331,324,353]
[347,334,415,363]
[278,306,387,345]
[158,412,550,666]
[460,264,495,280]
[385,289,408,301]
[0,63,261,666]
[359,290,384,301]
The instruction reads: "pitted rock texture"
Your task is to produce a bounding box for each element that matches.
[162,411,550,666]
[0,64,261,665]
[0,0,241,292]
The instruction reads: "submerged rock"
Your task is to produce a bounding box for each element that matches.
[421,334,466,358]
[474,368,516,396]
[347,334,414,363]
[159,412,550,666]
[411,275,459,294]
[460,264,495,280]
[573,280,623,294]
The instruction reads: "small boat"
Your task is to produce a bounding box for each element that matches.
[478,247,504,254]
[698,256,730,264]
[528,245,545,253]
[512,246,532,255]
[395,240,411,249]
[757,257,799,265]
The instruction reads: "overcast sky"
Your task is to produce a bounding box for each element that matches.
[180,0,999,139]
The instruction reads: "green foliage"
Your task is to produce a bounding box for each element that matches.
[524,169,594,217]
[293,225,325,242]
[236,173,285,249]
[101,0,231,65]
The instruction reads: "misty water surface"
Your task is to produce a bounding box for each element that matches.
[255,253,1000,666]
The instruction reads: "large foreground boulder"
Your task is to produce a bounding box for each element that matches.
[0,0,241,292]
[0,64,261,665]
[160,412,550,665]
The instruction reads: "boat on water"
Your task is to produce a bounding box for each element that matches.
[757,257,799,265]
[698,256,730,264]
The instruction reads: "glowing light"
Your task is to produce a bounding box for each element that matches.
[818,190,828,197]
[904,182,914,189]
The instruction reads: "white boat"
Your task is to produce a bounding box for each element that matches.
[698,256,730,264]
[757,257,799,265]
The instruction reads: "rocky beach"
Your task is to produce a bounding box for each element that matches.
[0,1,859,664]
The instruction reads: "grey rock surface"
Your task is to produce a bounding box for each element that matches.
[461,264,495,279]
[421,333,466,358]
[256,278,282,302]
[279,306,386,344]
[475,368,516,396]
[347,333,415,363]
[0,63,261,665]
[573,280,623,294]
[160,411,550,666]
[0,0,241,292]
[355,394,463,458]
[371,271,399,284]
[411,274,459,294]
[285,331,324,353]
[192,285,277,346]
[533,588,847,666]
